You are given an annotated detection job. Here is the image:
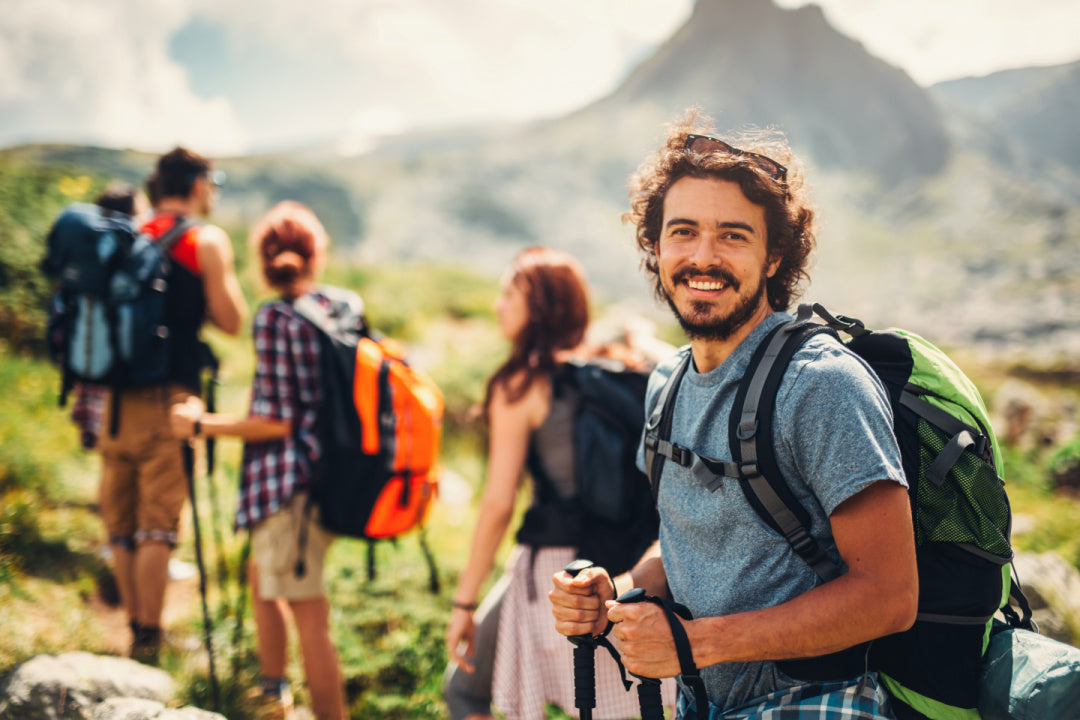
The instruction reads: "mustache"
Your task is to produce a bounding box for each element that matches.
[672,266,739,289]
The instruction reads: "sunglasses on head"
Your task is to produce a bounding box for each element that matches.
[684,134,788,184]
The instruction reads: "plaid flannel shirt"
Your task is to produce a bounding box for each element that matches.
[235,296,325,530]
[678,675,895,720]
[70,383,107,449]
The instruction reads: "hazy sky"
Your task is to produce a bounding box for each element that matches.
[1,0,1077,156]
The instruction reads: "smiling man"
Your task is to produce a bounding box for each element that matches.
[550,111,919,719]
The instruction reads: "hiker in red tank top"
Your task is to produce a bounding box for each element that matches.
[97,147,247,666]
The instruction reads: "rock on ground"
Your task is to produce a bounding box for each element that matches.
[0,652,223,720]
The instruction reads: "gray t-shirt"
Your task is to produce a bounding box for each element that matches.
[637,312,906,711]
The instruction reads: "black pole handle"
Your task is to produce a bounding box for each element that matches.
[565,559,597,720]
[615,588,664,720]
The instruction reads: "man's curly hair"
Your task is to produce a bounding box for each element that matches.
[624,110,817,312]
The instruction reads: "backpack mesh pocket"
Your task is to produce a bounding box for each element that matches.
[914,418,1011,559]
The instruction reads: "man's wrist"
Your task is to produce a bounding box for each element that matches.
[611,571,632,599]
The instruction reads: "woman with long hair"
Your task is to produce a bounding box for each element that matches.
[171,201,346,720]
[444,246,671,720]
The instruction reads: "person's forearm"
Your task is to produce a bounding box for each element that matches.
[617,540,666,597]
[200,413,291,442]
[688,569,916,667]
[453,501,513,606]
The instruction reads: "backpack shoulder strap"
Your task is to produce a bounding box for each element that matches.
[291,286,367,339]
[151,216,200,255]
[643,350,694,500]
[731,307,844,582]
[291,292,330,330]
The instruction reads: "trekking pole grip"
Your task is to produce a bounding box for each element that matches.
[565,559,598,720]
[616,588,665,720]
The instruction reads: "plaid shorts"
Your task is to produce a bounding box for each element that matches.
[679,674,895,720]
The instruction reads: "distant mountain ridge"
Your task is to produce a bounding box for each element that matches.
[3,0,1078,362]
[933,60,1080,175]
[606,0,949,181]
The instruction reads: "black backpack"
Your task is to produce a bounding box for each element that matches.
[291,287,444,592]
[42,202,200,432]
[644,304,1027,720]
[518,357,660,578]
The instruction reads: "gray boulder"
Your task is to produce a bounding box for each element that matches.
[1013,551,1080,645]
[91,699,223,720]
[0,652,221,720]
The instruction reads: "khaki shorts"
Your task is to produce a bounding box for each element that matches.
[98,385,193,548]
[251,493,335,600]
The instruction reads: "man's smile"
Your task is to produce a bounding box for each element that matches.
[673,266,739,296]
[686,277,729,292]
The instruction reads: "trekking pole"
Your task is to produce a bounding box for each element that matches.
[564,559,599,720]
[615,588,665,720]
[231,535,252,677]
[183,441,221,712]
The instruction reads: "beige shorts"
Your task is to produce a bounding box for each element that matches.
[251,493,335,600]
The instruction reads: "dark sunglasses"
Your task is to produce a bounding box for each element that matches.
[205,169,226,187]
[188,169,226,188]
[684,134,788,184]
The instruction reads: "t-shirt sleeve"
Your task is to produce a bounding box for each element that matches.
[776,342,907,516]
[249,305,320,423]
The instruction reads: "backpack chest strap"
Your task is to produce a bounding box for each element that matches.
[643,433,739,493]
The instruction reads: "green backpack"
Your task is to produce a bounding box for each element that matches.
[644,303,1027,720]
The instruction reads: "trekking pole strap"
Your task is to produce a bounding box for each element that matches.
[615,588,707,717]
[595,635,634,691]
[656,597,707,717]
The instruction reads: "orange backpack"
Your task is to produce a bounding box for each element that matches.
[352,333,443,539]
[293,287,443,587]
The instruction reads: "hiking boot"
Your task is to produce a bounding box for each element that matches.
[130,623,162,666]
[247,685,294,720]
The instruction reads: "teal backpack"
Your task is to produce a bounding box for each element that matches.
[644,303,1027,720]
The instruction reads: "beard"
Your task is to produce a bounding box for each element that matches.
[664,266,769,342]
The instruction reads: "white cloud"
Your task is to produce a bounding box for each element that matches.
[0,0,247,154]
[336,106,408,156]
[186,0,693,142]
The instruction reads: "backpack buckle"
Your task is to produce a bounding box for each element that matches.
[786,527,814,555]
[739,462,760,479]
[670,445,693,467]
[736,420,758,441]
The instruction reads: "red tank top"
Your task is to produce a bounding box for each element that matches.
[140,213,201,274]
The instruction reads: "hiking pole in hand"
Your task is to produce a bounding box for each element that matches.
[615,588,665,720]
[565,559,599,720]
